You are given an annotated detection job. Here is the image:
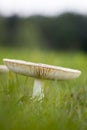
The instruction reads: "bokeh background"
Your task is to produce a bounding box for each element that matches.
[0,1,87,130]
[0,0,87,52]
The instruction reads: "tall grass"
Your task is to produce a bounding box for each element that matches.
[0,48,87,130]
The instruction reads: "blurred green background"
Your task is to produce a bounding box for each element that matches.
[0,6,87,130]
[0,12,87,52]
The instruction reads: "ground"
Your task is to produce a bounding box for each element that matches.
[0,48,87,130]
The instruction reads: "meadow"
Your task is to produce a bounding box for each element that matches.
[0,48,87,130]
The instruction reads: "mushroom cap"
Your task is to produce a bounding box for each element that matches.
[3,58,81,80]
[0,65,9,73]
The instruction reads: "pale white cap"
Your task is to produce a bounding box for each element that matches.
[3,59,81,80]
[0,65,9,73]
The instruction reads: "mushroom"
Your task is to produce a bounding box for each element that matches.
[0,65,9,73]
[3,58,81,100]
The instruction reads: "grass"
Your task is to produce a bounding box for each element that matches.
[0,48,87,130]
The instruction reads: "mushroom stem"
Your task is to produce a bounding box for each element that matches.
[32,78,44,100]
